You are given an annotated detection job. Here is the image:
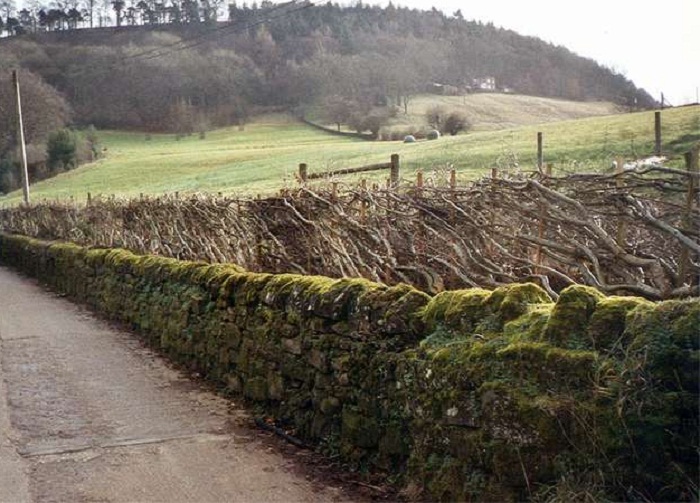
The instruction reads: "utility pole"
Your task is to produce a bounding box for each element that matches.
[12,70,30,204]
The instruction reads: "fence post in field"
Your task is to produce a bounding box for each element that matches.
[536,173,548,272]
[87,192,92,205]
[449,169,456,222]
[654,111,662,156]
[415,171,424,256]
[536,163,554,271]
[537,132,544,172]
[678,146,699,286]
[360,179,367,224]
[489,168,498,254]
[615,157,627,248]
[615,156,627,247]
[331,181,338,203]
[416,170,423,196]
[298,163,308,185]
[390,154,400,187]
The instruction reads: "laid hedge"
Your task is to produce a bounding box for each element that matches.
[1,232,697,501]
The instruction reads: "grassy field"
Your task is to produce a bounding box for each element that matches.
[308,92,622,133]
[1,106,698,204]
[391,93,622,132]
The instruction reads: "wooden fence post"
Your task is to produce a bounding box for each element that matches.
[678,146,699,286]
[615,156,627,247]
[416,170,423,197]
[537,132,544,172]
[331,181,338,203]
[298,163,308,185]
[415,171,424,256]
[87,192,92,205]
[390,154,400,187]
[654,111,662,156]
[449,169,456,223]
[360,179,367,224]
[534,205,545,272]
[489,168,498,254]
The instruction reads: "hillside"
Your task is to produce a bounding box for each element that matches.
[405,94,621,131]
[0,3,661,196]
[1,106,697,205]
[1,3,654,134]
[310,93,623,134]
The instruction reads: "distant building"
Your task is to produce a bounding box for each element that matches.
[472,77,496,91]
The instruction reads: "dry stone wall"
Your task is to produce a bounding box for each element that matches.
[0,232,697,502]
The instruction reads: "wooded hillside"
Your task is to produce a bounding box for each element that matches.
[1,1,655,135]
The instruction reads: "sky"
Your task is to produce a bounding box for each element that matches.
[369,0,700,105]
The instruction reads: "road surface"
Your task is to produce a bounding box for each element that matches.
[0,266,354,503]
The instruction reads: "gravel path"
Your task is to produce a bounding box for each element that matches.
[0,266,355,503]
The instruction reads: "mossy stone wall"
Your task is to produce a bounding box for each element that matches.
[1,233,697,501]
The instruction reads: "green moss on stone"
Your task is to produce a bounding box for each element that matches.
[422,289,491,334]
[482,283,552,324]
[543,285,605,349]
[502,304,552,342]
[587,296,653,353]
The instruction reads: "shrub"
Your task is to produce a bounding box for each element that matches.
[443,112,470,135]
[425,105,446,130]
[362,113,388,138]
[47,128,78,171]
[84,125,101,161]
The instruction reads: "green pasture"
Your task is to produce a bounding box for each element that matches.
[2,106,698,204]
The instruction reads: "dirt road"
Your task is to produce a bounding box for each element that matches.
[0,266,355,503]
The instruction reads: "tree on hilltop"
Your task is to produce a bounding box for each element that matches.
[111,0,124,26]
[0,0,14,20]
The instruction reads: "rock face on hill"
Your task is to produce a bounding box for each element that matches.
[0,3,654,133]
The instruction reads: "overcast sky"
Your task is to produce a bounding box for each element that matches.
[367,0,700,105]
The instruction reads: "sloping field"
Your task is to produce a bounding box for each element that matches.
[1,106,698,204]
[397,93,622,131]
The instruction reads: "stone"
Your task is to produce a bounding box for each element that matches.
[282,337,302,355]
[308,348,328,372]
[268,372,285,401]
[243,377,268,401]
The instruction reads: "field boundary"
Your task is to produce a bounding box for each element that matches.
[299,117,375,140]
